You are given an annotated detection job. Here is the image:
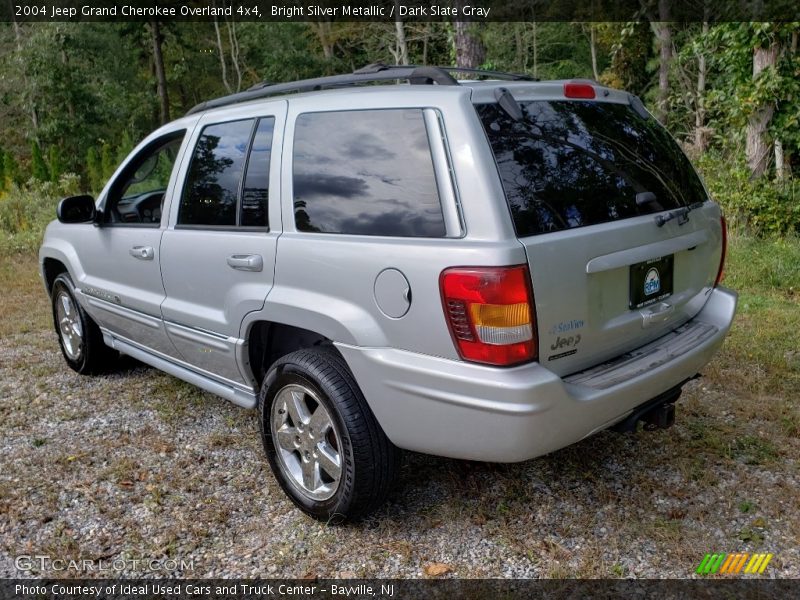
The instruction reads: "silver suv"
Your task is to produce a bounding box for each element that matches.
[40,64,736,521]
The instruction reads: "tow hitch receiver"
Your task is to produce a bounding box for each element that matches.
[612,383,684,433]
[642,402,675,431]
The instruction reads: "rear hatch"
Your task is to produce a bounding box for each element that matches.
[475,90,724,376]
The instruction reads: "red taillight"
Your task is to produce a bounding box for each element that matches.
[714,215,727,287]
[564,83,596,99]
[440,265,537,366]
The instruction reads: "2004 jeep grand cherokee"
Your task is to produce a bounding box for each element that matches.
[39,64,736,521]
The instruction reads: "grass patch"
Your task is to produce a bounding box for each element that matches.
[0,253,51,337]
[704,234,800,397]
[725,435,779,465]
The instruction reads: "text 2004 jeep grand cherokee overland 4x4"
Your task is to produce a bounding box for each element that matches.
[40,64,736,520]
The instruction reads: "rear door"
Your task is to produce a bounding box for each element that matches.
[476,97,724,376]
[159,103,286,385]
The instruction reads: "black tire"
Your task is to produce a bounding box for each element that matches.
[51,273,116,375]
[258,347,401,522]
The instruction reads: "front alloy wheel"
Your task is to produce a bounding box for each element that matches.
[50,272,115,374]
[55,290,84,362]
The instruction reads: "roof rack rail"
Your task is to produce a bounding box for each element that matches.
[186,63,538,116]
[186,64,459,115]
[355,63,537,82]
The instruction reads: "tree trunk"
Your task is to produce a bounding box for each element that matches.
[653,0,671,124]
[149,20,170,124]
[11,15,38,133]
[310,22,334,60]
[422,23,429,65]
[775,140,785,181]
[693,21,709,153]
[59,47,76,120]
[213,17,232,93]
[514,24,523,72]
[453,2,485,69]
[782,30,799,177]
[746,42,779,178]
[532,21,538,78]
[394,1,409,65]
[589,24,599,81]
[227,19,242,92]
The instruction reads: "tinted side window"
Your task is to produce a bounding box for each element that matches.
[241,118,274,228]
[106,132,184,226]
[477,101,708,237]
[293,109,445,237]
[179,119,254,227]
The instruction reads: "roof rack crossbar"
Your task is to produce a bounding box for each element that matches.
[186,65,459,115]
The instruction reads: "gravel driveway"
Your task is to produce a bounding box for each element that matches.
[1,329,797,579]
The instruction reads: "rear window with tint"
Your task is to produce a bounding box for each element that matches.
[476,101,707,237]
[292,109,445,237]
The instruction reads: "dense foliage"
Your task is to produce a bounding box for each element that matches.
[0,20,798,245]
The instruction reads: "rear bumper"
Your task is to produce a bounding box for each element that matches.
[337,286,737,462]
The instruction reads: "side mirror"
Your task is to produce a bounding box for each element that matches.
[57,194,97,224]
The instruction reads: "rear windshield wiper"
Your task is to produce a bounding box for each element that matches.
[655,201,704,227]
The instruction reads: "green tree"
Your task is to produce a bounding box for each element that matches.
[3,153,20,186]
[47,145,65,182]
[599,22,652,96]
[30,141,49,181]
[100,143,116,181]
[86,147,102,192]
[706,23,799,179]
[116,131,135,164]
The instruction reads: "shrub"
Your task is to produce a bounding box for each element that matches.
[696,152,800,236]
[0,174,82,254]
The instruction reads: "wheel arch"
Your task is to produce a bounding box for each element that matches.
[244,320,347,387]
[39,235,85,297]
[42,257,69,296]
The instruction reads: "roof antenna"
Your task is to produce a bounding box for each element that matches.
[494,87,523,121]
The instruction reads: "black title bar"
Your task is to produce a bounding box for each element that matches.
[2,579,800,600]
[2,0,799,22]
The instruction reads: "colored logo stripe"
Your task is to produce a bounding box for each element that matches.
[697,553,774,575]
[697,553,726,574]
[745,553,773,574]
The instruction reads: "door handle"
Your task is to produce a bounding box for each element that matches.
[640,302,674,328]
[129,246,154,260]
[226,254,263,272]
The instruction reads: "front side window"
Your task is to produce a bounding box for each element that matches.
[179,119,254,227]
[105,131,184,226]
[292,109,445,237]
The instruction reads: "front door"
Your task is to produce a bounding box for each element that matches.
[78,130,188,358]
[159,103,286,385]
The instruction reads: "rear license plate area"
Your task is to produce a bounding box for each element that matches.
[629,255,674,309]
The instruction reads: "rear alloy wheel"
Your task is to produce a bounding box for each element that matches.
[259,348,400,522]
[51,273,115,374]
[271,382,343,501]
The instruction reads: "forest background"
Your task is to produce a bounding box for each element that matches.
[0,20,798,251]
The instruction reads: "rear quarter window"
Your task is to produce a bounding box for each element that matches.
[476,100,708,237]
[292,109,446,237]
